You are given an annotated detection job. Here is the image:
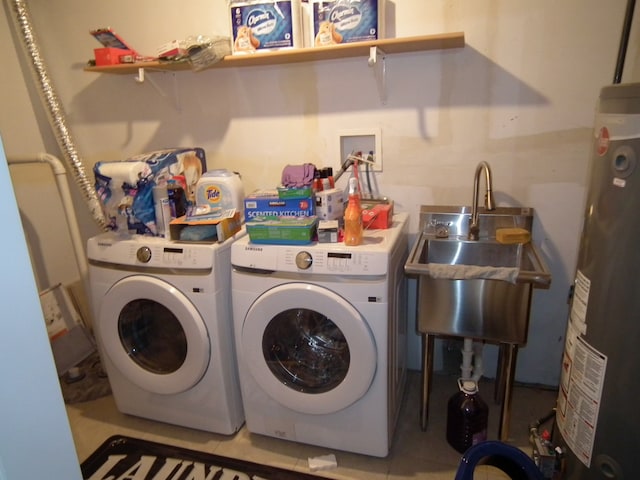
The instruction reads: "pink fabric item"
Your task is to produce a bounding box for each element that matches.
[281,163,316,187]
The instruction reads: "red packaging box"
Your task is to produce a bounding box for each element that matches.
[362,202,393,230]
[94,47,133,66]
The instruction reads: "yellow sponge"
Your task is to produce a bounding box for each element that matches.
[496,228,531,244]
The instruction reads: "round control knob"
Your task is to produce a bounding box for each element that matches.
[295,251,313,270]
[136,246,152,263]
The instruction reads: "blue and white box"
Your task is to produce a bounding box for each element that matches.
[230,0,303,54]
[244,189,315,222]
[315,187,344,221]
[302,0,384,47]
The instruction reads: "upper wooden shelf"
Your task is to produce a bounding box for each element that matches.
[84,32,465,74]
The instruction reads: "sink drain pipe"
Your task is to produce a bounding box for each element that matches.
[461,338,484,382]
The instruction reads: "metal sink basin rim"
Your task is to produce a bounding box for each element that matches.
[405,235,551,288]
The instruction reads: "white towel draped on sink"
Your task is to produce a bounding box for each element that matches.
[425,263,519,284]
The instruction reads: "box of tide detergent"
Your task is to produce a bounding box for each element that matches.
[244,189,315,222]
[302,0,384,47]
[230,0,303,54]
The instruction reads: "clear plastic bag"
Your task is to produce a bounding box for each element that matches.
[186,35,232,71]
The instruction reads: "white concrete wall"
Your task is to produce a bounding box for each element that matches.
[1,0,638,386]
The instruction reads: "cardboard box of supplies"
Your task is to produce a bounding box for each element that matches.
[244,189,315,222]
[315,187,344,221]
[246,216,318,245]
[94,47,134,65]
[170,210,242,243]
[362,201,393,229]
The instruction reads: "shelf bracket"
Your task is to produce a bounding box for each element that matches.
[368,46,387,104]
[133,67,181,111]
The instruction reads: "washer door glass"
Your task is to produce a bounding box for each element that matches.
[242,283,376,415]
[118,299,187,374]
[98,275,210,394]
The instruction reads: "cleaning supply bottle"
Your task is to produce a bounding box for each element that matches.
[167,178,187,219]
[343,177,363,246]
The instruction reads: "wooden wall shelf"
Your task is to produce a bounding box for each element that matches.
[83,32,465,74]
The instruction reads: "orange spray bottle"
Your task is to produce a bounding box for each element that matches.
[343,177,363,246]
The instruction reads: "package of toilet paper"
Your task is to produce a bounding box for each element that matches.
[229,0,303,54]
[302,0,384,47]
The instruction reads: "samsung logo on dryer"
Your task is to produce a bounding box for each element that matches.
[244,246,263,252]
[97,241,113,247]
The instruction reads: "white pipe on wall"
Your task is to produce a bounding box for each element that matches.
[8,153,90,327]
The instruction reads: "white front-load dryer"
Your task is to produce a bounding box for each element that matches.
[87,232,244,434]
[231,213,409,457]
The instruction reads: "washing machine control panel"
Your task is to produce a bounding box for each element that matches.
[232,239,389,275]
[291,248,388,275]
[231,214,409,276]
[87,234,218,270]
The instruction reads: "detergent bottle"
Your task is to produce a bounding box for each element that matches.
[343,177,363,246]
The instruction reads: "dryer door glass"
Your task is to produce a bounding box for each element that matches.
[241,282,377,415]
[118,299,187,374]
[262,308,349,394]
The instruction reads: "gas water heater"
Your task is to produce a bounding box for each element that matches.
[555,83,640,478]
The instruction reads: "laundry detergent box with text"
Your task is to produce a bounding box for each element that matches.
[244,189,315,222]
[302,0,384,47]
[230,0,303,54]
[246,215,318,245]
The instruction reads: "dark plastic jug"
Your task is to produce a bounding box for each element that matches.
[447,379,489,453]
[167,181,187,218]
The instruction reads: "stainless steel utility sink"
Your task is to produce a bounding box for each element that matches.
[405,205,551,344]
[407,201,553,442]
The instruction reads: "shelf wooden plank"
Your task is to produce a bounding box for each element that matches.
[84,32,465,74]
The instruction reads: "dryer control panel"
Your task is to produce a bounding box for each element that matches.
[231,213,409,276]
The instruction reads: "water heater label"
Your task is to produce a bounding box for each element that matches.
[569,270,590,335]
[556,321,607,467]
[596,126,610,156]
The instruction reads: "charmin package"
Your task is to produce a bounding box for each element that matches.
[93,148,206,235]
[302,0,384,47]
[229,0,303,54]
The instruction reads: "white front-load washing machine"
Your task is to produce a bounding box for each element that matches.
[87,232,244,434]
[231,213,409,457]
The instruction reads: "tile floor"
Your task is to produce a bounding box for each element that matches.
[65,370,558,479]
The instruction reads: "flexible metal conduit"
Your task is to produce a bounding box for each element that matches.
[9,0,108,231]
[7,154,89,296]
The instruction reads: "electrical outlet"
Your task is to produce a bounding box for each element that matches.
[338,128,382,172]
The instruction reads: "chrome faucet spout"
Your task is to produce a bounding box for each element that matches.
[469,161,495,240]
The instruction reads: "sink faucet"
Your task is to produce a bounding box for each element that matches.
[469,161,495,240]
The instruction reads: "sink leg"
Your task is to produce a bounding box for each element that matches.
[420,333,434,431]
[495,344,506,403]
[497,343,518,442]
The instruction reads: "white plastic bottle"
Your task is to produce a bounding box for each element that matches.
[152,185,172,237]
